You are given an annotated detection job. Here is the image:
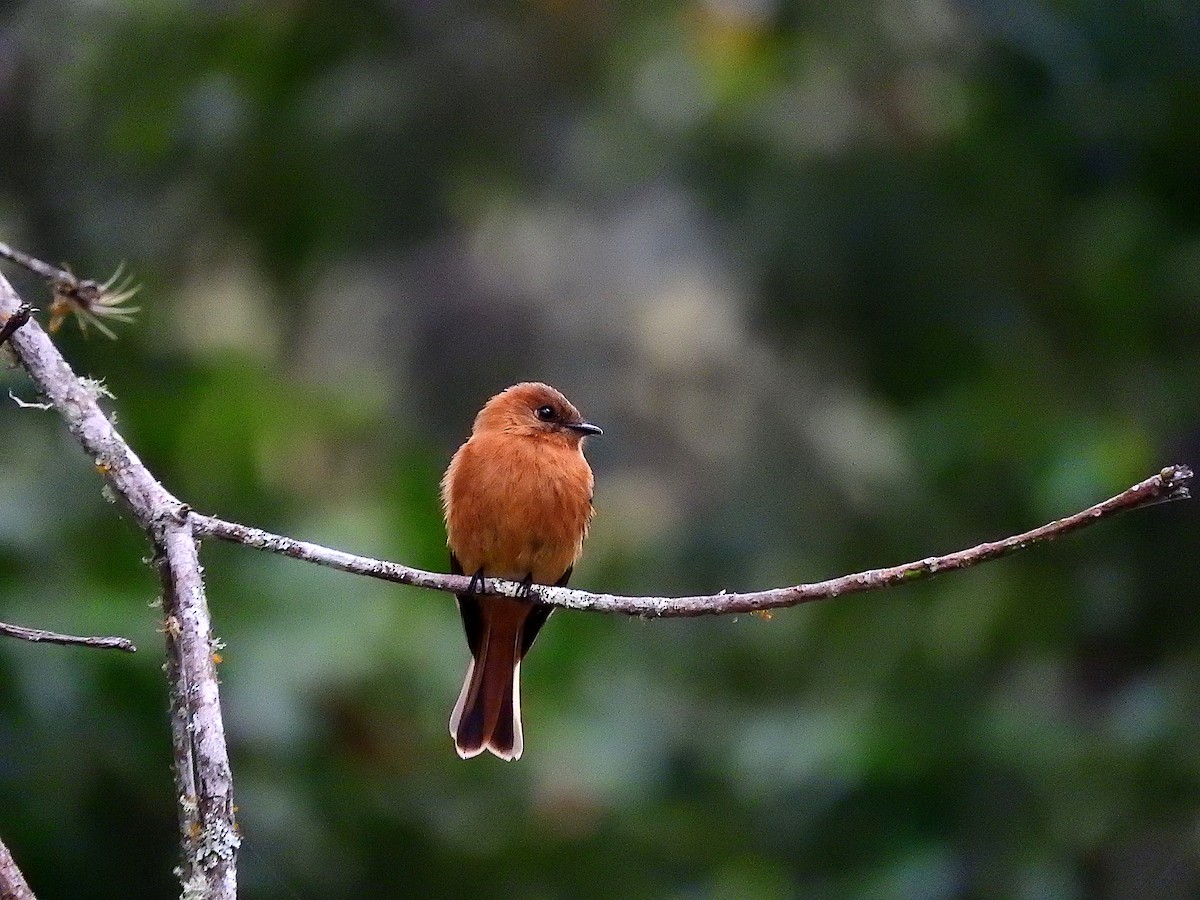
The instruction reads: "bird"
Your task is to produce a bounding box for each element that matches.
[441,382,601,760]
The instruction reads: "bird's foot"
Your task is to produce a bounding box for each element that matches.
[467,568,488,596]
[516,574,534,601]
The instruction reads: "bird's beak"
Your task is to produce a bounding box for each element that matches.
[568,421,603,436]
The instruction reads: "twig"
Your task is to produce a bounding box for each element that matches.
[7,390,52,411]
[0,243,138,340]
[0,621,135,652]
[0,303,33,347]
[0,270,237,899]
[192,465,1192,618]
[0,832,36,900]
[0,241,69,283]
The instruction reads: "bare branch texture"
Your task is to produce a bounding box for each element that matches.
[0,833,36,900]
[0,620,135,652]
[192,465,1192,617]
[0,241,68,283]
[158,521,238,897]
[0,272,238,899]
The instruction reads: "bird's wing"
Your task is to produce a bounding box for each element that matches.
[519,567,570,658]
[451,552,484,660]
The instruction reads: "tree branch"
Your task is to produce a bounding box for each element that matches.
[1,245,1194,899]
[0,270,238,899]
[0,244,138,340]
[157,520,238,897]
[0,241,67,283]
[0,832,36,900]
[0,620,135,652]
[192,465,1191,617]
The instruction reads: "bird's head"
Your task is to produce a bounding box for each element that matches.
[473,382,602,446]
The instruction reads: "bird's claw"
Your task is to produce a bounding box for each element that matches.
[467,569,488,596]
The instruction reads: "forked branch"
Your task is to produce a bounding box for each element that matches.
[0,268,236,900]
[0,248,1193,900]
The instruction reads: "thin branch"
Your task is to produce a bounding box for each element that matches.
[7,390,52,411]
[0,241,68,283]
[0,270,237,899]
[0,243,138,340]
[0,832,36,900]
[0,621,135,652]
[191,464,1192,618]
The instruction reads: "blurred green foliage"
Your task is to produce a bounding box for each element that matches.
[1,0,1198,897]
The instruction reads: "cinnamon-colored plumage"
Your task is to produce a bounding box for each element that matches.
[442,382,600,760]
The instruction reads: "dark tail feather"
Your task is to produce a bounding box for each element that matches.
[450,602,523,761]
[487,658,522,760]
[449,655,485,758]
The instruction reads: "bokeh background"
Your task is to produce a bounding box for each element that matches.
[1,1,1198,897]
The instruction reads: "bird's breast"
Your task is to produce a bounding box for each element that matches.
[444,435,594,583]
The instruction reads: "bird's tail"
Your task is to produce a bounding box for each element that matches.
[450,596,526,761]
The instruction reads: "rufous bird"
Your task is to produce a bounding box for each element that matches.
[442,382,601,760]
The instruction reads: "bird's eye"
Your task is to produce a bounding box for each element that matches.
[535,405,556,422]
